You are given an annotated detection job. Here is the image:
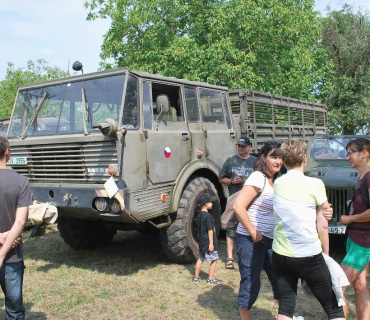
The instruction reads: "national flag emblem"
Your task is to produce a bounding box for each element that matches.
[164,147,171,158]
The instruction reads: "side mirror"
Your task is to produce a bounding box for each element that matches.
[156,95,170,114]
[93,118,118,137]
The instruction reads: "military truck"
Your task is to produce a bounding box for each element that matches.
[5,67,327,263]
[305,135,369,235]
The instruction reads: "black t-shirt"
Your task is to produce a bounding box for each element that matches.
[0,169,32,263]
[197,211,219,254]
[218,154,257,195]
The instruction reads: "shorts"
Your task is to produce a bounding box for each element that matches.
[226,227,237,238]
[199,251,219,261]
[342,236,370,272]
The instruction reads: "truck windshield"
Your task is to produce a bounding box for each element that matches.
[8,74,126,137]
[309,137,357,160]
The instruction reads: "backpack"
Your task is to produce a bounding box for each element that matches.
[346,171,370,233]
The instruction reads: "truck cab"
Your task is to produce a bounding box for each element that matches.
[6,68,236,262]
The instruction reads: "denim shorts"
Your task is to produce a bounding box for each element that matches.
[342,237,370,272]
[199,251,219,261]
[226,227,237,238]
[236,233,279,310]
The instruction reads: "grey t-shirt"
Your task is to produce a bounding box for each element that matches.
[0,169,32,263]
[218,154,257,195]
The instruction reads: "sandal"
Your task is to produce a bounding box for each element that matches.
[225,258,234,269]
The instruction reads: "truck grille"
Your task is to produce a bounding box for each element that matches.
[9,141,118,183]
[326,188,352,223]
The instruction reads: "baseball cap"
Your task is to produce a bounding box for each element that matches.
[197,193,216,206]
[236,136,251,147]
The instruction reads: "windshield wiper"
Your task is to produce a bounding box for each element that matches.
[81,88,91,135]
[21,92,48,139]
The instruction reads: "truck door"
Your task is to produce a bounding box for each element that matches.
[183,86,206,159]
[199,89,236,169]
[144,81,191,184]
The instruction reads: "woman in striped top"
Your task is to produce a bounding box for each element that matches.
[233,141,282,320]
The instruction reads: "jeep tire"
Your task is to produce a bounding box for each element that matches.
[160,177,221,263]
[58,217,117,250]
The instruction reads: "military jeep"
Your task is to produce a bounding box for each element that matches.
[305,135,370,235]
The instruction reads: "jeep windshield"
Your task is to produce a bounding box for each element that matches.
[309,137,358,160]
[8,72,138,137]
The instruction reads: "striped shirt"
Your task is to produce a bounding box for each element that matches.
[236,171,275,239]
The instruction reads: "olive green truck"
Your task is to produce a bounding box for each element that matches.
[6,68,327,262]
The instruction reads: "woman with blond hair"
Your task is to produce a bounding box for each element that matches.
[272,139,344,320]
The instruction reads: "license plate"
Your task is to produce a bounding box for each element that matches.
[328,226,346,234]
[7,157,28,165]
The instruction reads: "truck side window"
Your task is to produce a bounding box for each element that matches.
[143,82,152,130]
[199,89,224,123]
[122,75,139,129]
[185,87,199,122]
[151,82,183,122]
[222,92,232,129]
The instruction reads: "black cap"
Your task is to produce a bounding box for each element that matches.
[236,136,251,147]
[197,193,216,206]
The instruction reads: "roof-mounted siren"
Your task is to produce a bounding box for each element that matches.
[72,61,84,74]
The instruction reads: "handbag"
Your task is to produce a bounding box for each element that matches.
[221,175,266,230]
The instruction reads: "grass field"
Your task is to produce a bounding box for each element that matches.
[0,226,364,319]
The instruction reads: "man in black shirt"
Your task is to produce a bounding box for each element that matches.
[219,136,256,269]
[0,137,32,319]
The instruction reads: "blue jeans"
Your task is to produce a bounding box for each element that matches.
[236,233,279,310]
[0,261,25,320]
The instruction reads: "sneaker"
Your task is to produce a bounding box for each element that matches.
[193,277,200,284]
[293,316,304,320]
[207,278,223,285]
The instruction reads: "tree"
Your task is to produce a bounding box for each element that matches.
[0,60,68,119]
[320,5,370,134]
[85,0,329,100]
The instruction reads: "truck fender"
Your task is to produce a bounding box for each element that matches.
[170,159,227,213]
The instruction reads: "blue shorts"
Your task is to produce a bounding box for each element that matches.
[236,233,279,310]
[199,251,219,261]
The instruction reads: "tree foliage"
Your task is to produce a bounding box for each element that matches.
[85,0,328,100]
[0,60,68,119]
[320,5,370,134]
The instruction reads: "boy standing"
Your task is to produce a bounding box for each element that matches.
[193,193,222,285]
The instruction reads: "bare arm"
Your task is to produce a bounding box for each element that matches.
[317,201,330,255]
[208,228,214,252]
[219,176,243,186]
[341,188,370,224]
[0,207,28,268]
[233,185,262,242]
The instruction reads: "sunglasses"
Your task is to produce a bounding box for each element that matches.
[263,140,282,148]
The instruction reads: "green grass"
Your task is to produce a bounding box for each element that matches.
[0,226,364,319]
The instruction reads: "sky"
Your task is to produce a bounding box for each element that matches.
[0,0,369,82]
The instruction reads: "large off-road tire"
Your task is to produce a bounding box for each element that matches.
[57,217,117,250]
[160,177,221,263]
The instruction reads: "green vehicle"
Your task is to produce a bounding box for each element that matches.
[305,136,369,235]
[6,67,327,263]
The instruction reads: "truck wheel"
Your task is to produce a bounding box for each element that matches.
[57,217,117,250]
[160,177,221,263]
